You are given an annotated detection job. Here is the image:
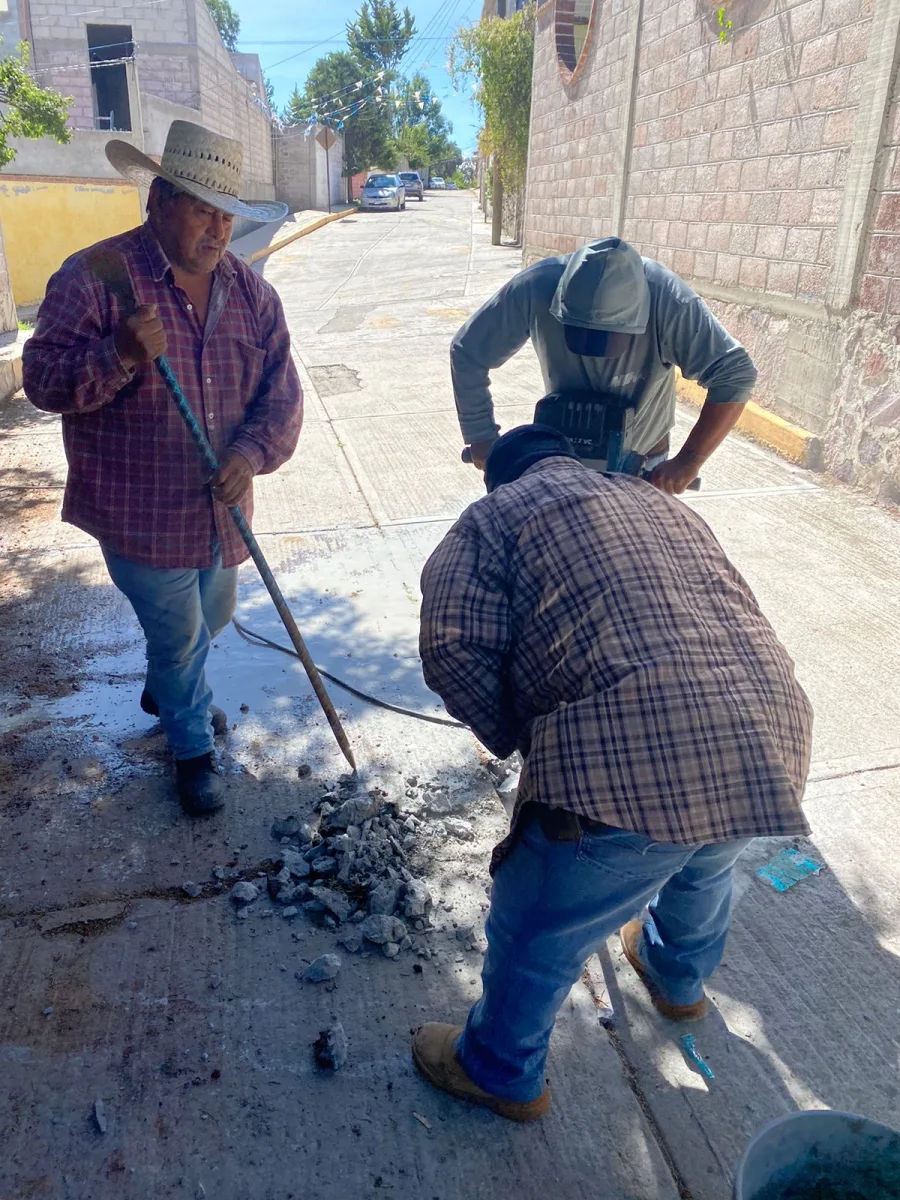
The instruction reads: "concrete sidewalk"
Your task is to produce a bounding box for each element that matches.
[0,192,898,1199]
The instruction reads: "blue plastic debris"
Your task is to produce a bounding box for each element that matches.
[756,847,823,892]
[681,1034,715,1080]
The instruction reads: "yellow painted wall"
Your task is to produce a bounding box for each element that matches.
[0,177,142,306]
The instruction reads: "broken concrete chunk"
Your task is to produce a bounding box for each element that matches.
[337,930,363,954]
[455,924,475,943]
[444,817,475,841]
[309,886,351,924]
[182,882,202,899]
[230,882,259,907]
[271,815,300,841]
[328,795,383,830]
[92,1098,107,1135]
[267,867,292,898]
[360,914,407,946]
[311,856,338,876]
[314,1023,348,1070]
[281,906,299,919]
[298,821,320,845]
[402,879,432,920]
[368,878,403,916]
[279,849,311,879]
[383,942,400,959]
[302,953,342,983]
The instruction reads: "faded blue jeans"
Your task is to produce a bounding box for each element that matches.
[103,548,237,760]
[457,806,752,1103]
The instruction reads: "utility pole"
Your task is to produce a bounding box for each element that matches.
[491,159,503,246]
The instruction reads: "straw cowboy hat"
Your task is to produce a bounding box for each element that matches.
[106,120,288,223]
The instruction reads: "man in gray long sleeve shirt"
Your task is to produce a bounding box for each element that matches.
[451,237,757,494]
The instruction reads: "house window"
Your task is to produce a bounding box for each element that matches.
[556,0,596,79]
[87,23,133,132]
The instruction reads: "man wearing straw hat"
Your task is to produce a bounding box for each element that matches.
[23,121,303,816]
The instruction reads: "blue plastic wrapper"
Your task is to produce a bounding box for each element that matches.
[681,1034,715,1080]
[756,847,823,892]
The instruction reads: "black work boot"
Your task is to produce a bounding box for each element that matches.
[141,689,228,737]
[175,753,226,815]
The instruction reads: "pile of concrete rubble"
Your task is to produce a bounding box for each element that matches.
[223,773,480,962]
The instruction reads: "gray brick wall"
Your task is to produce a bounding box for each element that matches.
[25,0,273,194]
[524,0,900,506]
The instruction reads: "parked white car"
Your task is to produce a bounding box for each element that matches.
[430,176,446,190]
[361,174,406,211]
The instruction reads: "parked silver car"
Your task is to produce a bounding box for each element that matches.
[398,171,424,200]
[361,174,406,211]
[430,176,446,190]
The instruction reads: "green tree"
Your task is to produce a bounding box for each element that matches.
[205,0,240,52]
[347,0,415,77]
[283,52,392,176]
[391,73,458,168]
[449,5,535,190]
[0,40,72,169]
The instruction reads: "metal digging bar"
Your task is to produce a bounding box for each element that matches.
[88,249,356,771]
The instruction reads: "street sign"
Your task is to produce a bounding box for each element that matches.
[316,127,336,152]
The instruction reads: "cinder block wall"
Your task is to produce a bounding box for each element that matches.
[21,0,274,199]
[525,0,900,505]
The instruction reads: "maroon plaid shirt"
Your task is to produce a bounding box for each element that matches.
[23,223,303,569]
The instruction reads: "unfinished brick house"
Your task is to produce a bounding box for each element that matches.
[524,0,900,504]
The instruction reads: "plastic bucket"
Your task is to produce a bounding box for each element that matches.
[734,1110,900,1200]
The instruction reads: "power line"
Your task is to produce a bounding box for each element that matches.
[263,31,347,72]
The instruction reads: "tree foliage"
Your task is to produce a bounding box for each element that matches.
[205,0,240,52]
[347,0,415,76]
[0,40,72,169]
[284,0,459,178]
[283,52,393,176]
[390,72,458,166]
[449,5,535,190]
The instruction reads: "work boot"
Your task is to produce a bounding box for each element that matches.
[141,688,228,737]
[175,753,226,815]
[411,1023,550,1123]
[620,919,708,1021]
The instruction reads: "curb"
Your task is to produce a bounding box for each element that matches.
[675,371,824,470]
[0,329,29,406]
[242,208,356,266]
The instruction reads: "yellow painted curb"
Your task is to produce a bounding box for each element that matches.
[675,371,823,470]
[243,208,356,266]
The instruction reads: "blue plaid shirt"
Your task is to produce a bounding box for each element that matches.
[420,458,812,845]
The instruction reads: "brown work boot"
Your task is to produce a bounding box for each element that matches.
[620,919,708,1021]
[411,1023,550,1123]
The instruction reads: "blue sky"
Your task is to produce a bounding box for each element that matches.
[231,0,483,155]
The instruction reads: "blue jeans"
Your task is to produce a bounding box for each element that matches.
[103,549,238,760]
[457,808,752,1102]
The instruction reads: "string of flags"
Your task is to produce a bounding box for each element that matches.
[303,80,435,131]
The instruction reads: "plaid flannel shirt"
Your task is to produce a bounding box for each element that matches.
[420,458,813,845]
[23,223,303,569]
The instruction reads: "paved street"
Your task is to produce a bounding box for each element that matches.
[1,191,899,1199]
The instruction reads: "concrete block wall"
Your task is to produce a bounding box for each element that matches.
[524,0,900,505]
[275,127,347,213]
[18,0,273,199]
